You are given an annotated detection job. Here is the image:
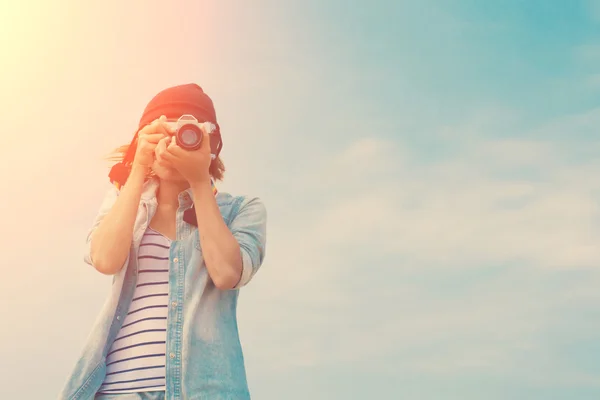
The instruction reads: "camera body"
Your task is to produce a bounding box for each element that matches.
[167,114,217,157]
[109,114,223,190]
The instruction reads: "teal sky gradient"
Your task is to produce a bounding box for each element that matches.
[1,1,599,399]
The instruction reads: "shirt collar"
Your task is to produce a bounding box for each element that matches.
[140,178,218,202]
[140,178,219,227]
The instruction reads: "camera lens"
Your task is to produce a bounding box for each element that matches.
[176,124,203,150]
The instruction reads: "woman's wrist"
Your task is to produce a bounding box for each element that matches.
[121,164,149,190]
[130,163,150,178]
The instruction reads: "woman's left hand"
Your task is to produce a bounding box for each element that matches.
[158,126,212,185]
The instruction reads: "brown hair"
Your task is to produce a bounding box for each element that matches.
[106,143,226,181]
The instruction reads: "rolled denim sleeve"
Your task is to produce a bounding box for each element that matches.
[230,197,267,289]
[84,185,120,266]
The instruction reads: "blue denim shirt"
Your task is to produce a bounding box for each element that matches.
[59,179,267,400]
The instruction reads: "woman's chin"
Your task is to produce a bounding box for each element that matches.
[152,164,186,182]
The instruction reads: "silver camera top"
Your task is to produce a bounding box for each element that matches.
[167,114,216,134]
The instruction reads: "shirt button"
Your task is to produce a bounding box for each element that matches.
[170,352,176,359]
[116,316,120,320]
[173,257,179,263]
[171,301,177,308]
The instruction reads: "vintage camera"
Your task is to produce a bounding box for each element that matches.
[167,114,217,154]
[109,114,223,190]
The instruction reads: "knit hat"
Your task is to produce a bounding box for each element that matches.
[138,83,218,128]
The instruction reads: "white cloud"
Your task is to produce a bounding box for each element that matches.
[574,43,600,63]
[587,0,600,22]
[237,108,600,386]
[588,73,600,88]
[310,128,600,269]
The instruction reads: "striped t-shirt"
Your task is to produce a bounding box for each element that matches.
[98,227,171,394]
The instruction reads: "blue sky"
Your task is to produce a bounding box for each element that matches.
[1,0,600,399]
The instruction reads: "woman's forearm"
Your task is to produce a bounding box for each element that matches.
[89,165,147,275]
[191,180,243,289]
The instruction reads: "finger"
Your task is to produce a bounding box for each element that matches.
[138,124,168,138]
[156,152,173,167]
[138,121,156,136]
[156,115,176,135]
[154,137,171,164]
[163,120,176,135]
[138,115,171,137]
[138,134,159,147]
[157,136,169,152]
[139,133,168,144]
[160,146,178,163]
[154,137,166,156]
[151,120,171,136]
[167,136,187,157]
[137,141,158,158]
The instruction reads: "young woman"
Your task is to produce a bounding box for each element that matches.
[60,84,267,400]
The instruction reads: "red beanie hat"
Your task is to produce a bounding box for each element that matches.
[138,83,218,128]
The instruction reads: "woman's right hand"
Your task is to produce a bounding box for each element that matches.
[132,115,174,168]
